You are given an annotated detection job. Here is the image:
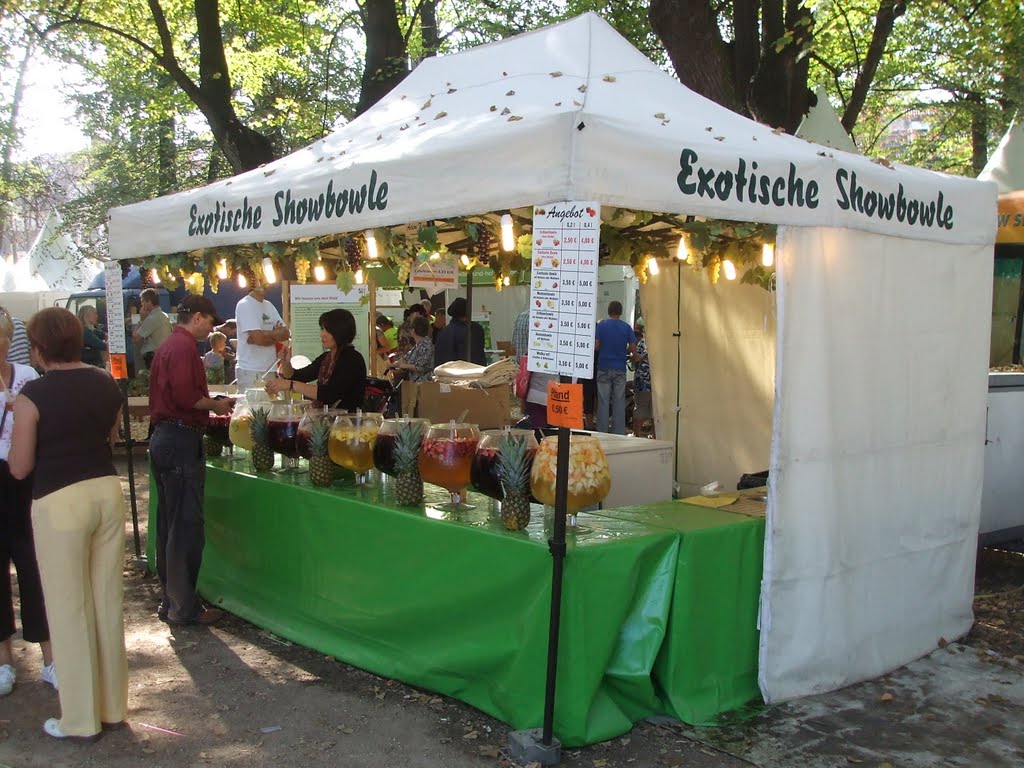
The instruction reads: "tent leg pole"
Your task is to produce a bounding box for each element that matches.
[120,381,145,566]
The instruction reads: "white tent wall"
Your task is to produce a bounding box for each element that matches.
[640,266,775,496]
[758,227,992,702]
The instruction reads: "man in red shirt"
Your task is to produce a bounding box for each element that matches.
[148,295,232,626]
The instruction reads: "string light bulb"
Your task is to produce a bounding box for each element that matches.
[675,234,689,261]
[460,254,471,267]
[723,259,737,281]
[237,272,247,288]
[313,262,326,282]
[502,275,510,286]
[365,230,378,259]
[150,268,161,285]
[262,257,277,284]
[355,268,364,285]
[762,243,775,267]
[429,252,440,261]
[500,213,515,251]
[647,256,660,276]
[217,258,228,279]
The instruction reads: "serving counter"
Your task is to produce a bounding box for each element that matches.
[147,459,764,745]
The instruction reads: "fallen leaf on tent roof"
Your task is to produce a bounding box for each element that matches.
[447,88,457,94]
[501,107,511,115]
[880,692,893,702]
[602,75,616,82]
[434,111,448,120]
[573,100,582,107]
[874,157,894,168]
[503,71,508,76]
[400,94,407,99]
[263,169,275,176]
[938,637,949,648]
[578,84,587,92]
[705,126,713,131]
[226,180,233,184]
[339,151,346,155]
[714,136,725,141]
[400,124,409,131]
[818,151,827,156]
[555,101,562,106]
[661,120,671,125]
[507,115,523,121]
[772,126,786,134]
[550,71,563,77]
[489,105,497,111]
[316,157,324,162]
[422,98,432,109]
[506,90,515,96]
[376,134,382,140]
[654,112,666,119]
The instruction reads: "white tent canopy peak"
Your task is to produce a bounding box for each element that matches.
[108,12,996,261]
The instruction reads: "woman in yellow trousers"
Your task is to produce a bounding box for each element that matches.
[9,307,127,742]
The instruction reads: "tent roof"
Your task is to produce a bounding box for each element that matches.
[796,86,859,155]
[26,210,103,291]
[109,13,995,260]
[979,116,1024,195]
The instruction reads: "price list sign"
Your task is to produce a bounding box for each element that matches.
[527,201,600,378]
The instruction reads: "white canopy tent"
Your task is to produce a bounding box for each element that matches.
[979,115,1024,193]
[108,13,997,707]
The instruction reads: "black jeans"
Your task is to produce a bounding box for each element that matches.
[0,461,49,643]
[149,423,206,623]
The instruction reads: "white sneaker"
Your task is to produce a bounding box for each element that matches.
[0,664,15,696]
[41,663,58,691]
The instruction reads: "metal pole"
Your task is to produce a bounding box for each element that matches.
[464,267,474,363]
[673,261,682,490]
[541,384,570,745]
[120,380,143,563]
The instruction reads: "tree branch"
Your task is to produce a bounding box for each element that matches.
[841,0,907,132]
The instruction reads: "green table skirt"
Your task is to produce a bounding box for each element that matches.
[147,460,764,744]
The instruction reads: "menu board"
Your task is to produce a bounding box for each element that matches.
[527,201,600,378]
[103,261,127,354]
[409,259,458,291]
[288,284,371,366]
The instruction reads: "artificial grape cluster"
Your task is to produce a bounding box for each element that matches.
[396,257,413,285]
[632,261,648,284]
[295,256,311,284]
[139,266,152,289]
[708,257,721,285]
[344,237,362,270]
[476,225,492,263]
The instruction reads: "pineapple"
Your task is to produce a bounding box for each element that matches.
[250,407,275,471]
[308,418,334,487]
[394,420,425,506]
[498,434,532,531]
[203,433,223,457]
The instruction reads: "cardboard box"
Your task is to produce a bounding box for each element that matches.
[402,382,511,429]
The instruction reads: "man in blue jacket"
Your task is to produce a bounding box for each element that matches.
[594,301,637,434]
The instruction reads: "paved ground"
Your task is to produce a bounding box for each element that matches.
[1,454,1022,767]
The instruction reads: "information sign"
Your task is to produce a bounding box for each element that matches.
[526,201,600,378]
[288,284,371,366]
[547,382,584,428]
[103,261,127,354]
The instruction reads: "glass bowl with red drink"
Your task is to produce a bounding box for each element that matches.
[268,400,305,471]
[374,417,430,477]
[471,429,538,500]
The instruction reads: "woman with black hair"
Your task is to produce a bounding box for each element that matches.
[266,308,366,411]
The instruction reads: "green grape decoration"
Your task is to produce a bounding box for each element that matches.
[295,256,311,284]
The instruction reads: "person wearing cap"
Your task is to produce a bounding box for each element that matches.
[434,297,486,367]
[148,295,232,628]
[235,287,289,388]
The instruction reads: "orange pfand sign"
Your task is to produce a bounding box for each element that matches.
[109,353,128,380]
[997,191,1024,244]
[547,382,583,429]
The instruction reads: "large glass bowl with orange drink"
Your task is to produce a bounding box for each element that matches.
[530,434,611,525]
[419,421,480,508]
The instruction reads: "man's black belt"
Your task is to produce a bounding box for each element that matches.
[154,419,205,433]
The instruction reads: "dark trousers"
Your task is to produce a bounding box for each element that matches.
[149,423,206,623]
[0,461,49,643]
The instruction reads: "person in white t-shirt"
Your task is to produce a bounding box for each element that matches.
[234,289,290,388]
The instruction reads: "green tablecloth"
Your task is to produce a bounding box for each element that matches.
[589,503,765,725]
[147,461,764,744]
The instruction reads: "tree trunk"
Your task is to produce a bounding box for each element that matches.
[841,0,907,132]
[968,93,988,176]
[191,0,276,171]
[649,0,741,114]
[748,0,813,132]
[421,0,440,59]
[356,0,409,116]
[0,40,34,260]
